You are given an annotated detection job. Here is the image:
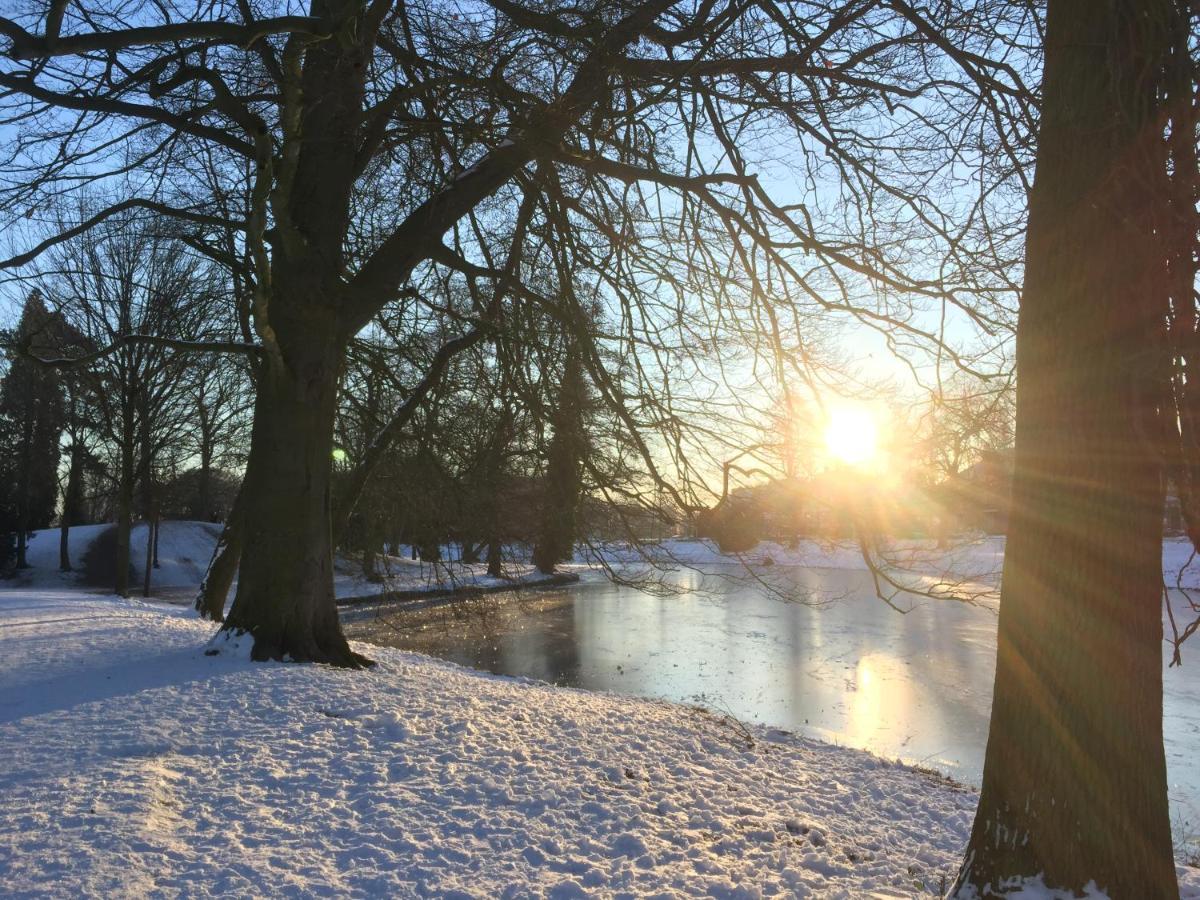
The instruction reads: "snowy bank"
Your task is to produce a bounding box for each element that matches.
[0,592,960,897]
[2,592,1199,898]
[593,535,1200,591]
[13,525,1200,605]
[5,523,592,605]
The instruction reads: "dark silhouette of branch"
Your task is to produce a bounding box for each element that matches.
[8,332,262,369]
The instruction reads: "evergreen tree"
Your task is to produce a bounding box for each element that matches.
[0,291,65,568]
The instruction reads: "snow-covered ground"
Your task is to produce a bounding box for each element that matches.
[0,592,1197,898]
[593,534,1200,591]
[2,527,1200,896]
[0,591,968,897]
[16,523,1200,607]
[6,523,591,606]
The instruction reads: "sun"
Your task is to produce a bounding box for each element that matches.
[824,405,880,467]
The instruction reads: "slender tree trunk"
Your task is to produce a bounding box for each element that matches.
[59,441,83,571]
[58,521,70,571]
[533,350,586,574]
[197,440,213,522]
[115,436,134,598]
[953,0,1178,894]
[195,481,246,622]
[360,508,382,582]
[140,450,155,598]
[142,512,155,599]
[361,544,378,582]
[218,326,369,667]
[486,538,502,578]
[14,410,32,569]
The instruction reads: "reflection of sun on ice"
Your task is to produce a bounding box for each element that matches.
[824,404,880,467]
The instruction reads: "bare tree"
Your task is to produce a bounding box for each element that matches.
[39,215,223,596]
[951,0,1191,893]
[919,370,1014,482]
[0,1,1032,662]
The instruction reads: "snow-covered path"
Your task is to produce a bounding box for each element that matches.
[0,593,1000,897]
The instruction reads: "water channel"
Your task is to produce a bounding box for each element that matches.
[343,566,1200,831]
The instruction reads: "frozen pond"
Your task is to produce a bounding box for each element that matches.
[345,566,1200,828]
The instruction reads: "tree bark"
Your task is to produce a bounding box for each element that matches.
[217,322,369,667]
[953,0,1178,895]
[533,349,586,574]
[197,392,214,521]
[142,510,155,599]
[195,481,245,622]
[59,441,83,571]
[115,434,134,597]
[14,406,32,569]
[58,520,70,571]
[205,1,666,666]
[486,538,502,578]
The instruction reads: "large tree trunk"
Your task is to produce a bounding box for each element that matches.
[953,0,1178,895]
[217,325,369,667]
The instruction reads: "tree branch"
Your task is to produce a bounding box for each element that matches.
[8,332,262,369]
[331,327,487,541]
[1,15,328,60]
[0,72,255,156]
[0,199,246,270]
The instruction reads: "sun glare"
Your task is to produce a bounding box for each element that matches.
[824,405,880,467]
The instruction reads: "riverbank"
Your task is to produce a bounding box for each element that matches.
[18,523,1200,609]
[337,570,581,608]
[0,590,967,897]
[2,590,1198,898]
[7,522,593,607]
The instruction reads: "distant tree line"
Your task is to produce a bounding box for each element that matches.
[0,213,604,595]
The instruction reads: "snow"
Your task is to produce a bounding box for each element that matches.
[593,535,1200,591]
[952,875,1111,900]
[0,591,975,897]
[0,591,1197,897]
[2,525,1199,897]
[331,550,591,604]
[4,522,110,589]
[7,523,591,607]
[18,523,1200,607]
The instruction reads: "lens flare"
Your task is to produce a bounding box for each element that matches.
[823,405,880,467]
